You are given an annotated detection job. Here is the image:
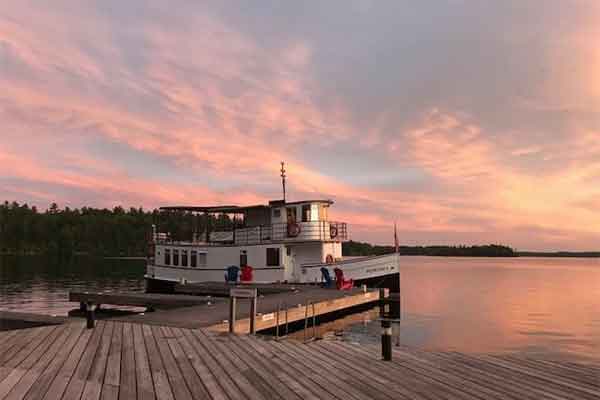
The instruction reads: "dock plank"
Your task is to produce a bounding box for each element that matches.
[194,330,275,400]
[225,334,303,400]
[224,334,331,400]
[41,326,92,400]
[170,328,227,400]
[141,324,174,400]
[81,321,115,400]
[150,325,192,400]
[0,331,22,359]
[323,340,496,400]
[61,321,105,400]
[161,327,210,400]
[0,326,53,368]
[179,329,245,400]
[119,323,137,400]
[131,323,154,400]
[267,339,401,400]
[3,325,73,400]
[103,322,122,388]
[23,324,85,400]
[3,319,600,400]
[191,330,267,400]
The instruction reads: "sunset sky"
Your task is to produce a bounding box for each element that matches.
[1,1,599,250]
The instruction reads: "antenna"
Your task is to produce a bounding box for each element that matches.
[280,161,287,202]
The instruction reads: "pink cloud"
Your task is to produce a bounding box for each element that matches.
[1,2,600,251]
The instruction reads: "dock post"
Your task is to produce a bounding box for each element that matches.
[379,288,389,315]
[303,300,310,342]
[285,305,289,336]
[249,294,257,335]
[86,302,95,329]
[276,302,281,339]
[381,319,392,361]
[312,302,317,339]
[229,296,237,334]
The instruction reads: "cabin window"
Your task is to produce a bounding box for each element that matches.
[240,250,248,267]
[266,248,280,266]
[286,207,297,223]
[173,249,179,266]
[273,208,281,218]
[181,250,188,267]
[301,205,311,222]
[198,253,207,267]
[164,249,171,265]
[190,251,197,268]
[319,205,329,221]
[311,204,319,221]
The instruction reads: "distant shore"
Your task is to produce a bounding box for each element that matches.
[1,251,599,259]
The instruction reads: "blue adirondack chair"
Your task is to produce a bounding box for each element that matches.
[321,267,333,287]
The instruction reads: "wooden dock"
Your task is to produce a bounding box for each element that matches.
[0,320,599,400]
[96,286,380,333]
[0,312,68,332]
[68,292,211,310]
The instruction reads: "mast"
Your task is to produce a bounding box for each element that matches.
[280,161,287,202]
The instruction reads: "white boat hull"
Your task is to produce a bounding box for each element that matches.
[145,253,399,291]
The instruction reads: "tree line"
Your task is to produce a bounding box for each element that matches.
[342,240,517,257]
[0,201,232,257]
[5,201,593,258]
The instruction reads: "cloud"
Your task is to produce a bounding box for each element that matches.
[1,1,600,250]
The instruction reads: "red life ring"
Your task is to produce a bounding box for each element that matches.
[326,254,334,264]
[287,222,301,237]
[330,225,338,239]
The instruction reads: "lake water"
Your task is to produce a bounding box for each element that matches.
[1,255,599,362]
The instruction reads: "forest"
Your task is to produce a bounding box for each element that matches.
[342,241,517,257]
[0,201,573,258]
[0,201,224,256]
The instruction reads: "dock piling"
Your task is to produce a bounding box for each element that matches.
[381,319,392,360]
[86,301,95,329]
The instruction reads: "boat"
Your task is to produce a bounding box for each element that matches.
[145,166,400,293]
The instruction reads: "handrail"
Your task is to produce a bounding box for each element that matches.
[156,220,348,246]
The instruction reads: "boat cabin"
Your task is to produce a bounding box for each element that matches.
[148,199,348,283]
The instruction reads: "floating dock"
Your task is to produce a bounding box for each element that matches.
[0,320,598,400]
[0,311,67,332]
[69,285,381,333]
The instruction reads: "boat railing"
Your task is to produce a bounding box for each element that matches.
[154,221,347,246]
[229,221,347,245]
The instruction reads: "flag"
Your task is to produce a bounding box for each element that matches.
[394,221,399,254]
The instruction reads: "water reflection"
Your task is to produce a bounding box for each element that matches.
[0,255,145,315]
[334,257,600,363]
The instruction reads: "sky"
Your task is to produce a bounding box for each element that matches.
[1,1,599,250]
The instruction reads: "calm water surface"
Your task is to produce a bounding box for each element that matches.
[0,255,145,315]
[1,255,599,362]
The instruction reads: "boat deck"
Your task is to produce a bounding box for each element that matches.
[1,320,598,400]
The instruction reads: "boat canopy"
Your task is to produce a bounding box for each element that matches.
[159,205,265,214]
[159,199,333,214]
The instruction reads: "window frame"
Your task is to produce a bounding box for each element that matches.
[266,247,280,267]
[164,248,171,265]
[181,250,188,267]
[301,204,311,222]
[173,249,179,266]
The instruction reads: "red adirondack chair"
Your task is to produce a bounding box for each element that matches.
[333,268,353,290]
